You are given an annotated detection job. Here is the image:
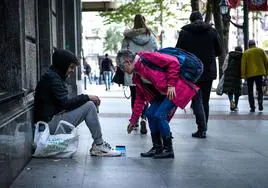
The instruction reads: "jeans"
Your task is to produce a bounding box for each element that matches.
[103,71,112,90]
[88,73,92,84]
[228,92,239,107]
[192,90,207,131]
[48,101,103,145]
[145,97,176,137]
[247,75,263,109]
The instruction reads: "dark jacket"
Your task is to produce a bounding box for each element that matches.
[101,57,113,72]
[34,50,90,123]
[223,51,242,95]
[176,21,222,81]
[84,63,91,75]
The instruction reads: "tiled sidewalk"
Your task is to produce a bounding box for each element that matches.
[10,84,268,188]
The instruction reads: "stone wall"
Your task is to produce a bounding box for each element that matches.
[0,0,82,187]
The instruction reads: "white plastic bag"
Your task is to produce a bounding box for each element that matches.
[216,74,225,96]
[33,120,79,158]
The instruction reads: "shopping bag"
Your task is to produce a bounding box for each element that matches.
[112,67,124,85]
[216,74,225,96]
[263,76,268,96]
[33,120,79,158]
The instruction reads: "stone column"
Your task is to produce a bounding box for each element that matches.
[76,0,82,81]
[65,0,78,96]
[57,0,65,49]
[51,0,57,49]
[0,0,23,92]
[0,1,34,187]
[38,0,52,75]
[24,0,38,91]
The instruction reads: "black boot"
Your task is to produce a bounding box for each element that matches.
[141,133,162,157]
[154,137,174,159]
[192,130,206,138]
[192,122,207,139]
[259,103,263,111]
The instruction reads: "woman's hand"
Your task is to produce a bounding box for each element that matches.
[127,123,136,134]
[167,86,176,100]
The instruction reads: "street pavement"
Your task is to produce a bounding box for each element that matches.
[10,83,268,188]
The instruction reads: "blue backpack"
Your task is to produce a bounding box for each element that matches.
[158,47,203,83]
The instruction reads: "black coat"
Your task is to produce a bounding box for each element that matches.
[34,61,90,123]
[101,57,113,72]
[84,63,91,75]
[223,51,242,95]
[176,21,222,81]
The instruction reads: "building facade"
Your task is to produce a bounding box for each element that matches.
[0,0,82,187]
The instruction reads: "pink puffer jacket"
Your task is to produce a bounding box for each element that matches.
[129,51,199,124]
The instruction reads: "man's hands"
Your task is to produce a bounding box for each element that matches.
[127,123,136,134]
[167,86,176,100]
[88,95,101,106]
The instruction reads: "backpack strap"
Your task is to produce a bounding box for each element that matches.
[139,56,167,72]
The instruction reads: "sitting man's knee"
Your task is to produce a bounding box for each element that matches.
[86,101,96,107]
[82,101,97,112]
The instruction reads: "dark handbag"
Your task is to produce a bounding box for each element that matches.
[112,67,124,85]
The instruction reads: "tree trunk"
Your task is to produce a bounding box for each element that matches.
[211,0,230,79]
[205,0,212,23]
[191,0,199,11]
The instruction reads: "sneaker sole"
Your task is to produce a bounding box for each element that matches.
[192,135,206,139]
[90,150,122,157]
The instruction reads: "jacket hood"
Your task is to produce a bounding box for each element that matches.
[181,21,211,34]
[229,51,242,60]
[124,28,152,46]
[52,49,79,78]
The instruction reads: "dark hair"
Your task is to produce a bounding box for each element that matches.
[189,11,203,22]
[248,40,256,47]
[105,53,108,57]
[235,46,243,52]
[133,14,150,35]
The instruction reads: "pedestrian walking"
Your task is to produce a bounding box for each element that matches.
[222,46,243,111]
[175,11,222,138]
[83,58,92,84]
[241,40,268,112]
[120,14,158,134]
[101,54,114,91]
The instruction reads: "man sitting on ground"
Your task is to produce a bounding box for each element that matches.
[34,49,121,157]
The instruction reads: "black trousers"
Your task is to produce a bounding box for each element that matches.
[130,86,148,120]
[195,80,213,124]
[247,76,263,109]
[192,90,207,131]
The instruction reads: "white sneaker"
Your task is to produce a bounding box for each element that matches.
[90,141,122,157]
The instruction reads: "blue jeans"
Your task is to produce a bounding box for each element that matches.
[103,71,112,90]
[145,97,176,137]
